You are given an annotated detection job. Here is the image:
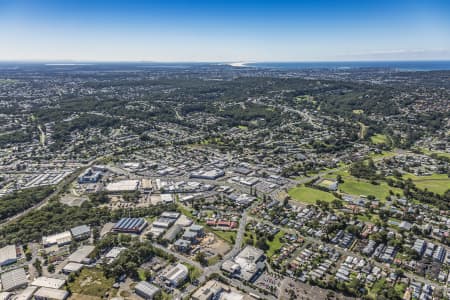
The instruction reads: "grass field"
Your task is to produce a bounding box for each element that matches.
[266,231,285,258]
[403,173,450,195]
[358,122,368,139]
[212,230,236,244]
[295,95,316,104]
[184,263,202,282]
[288,185,337,204]
[68,268,116,298]
[339,180,398,200]
[420,148,450,159]
[176,204,194,219]
[371,134,389,144]
[207,255,220,266]
[368,150,397,160]
[329,169,402,200]
[137,268,147,281]
[369,278,387,298]
[357,214,381,224]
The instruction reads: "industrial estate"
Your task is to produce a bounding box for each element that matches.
[0,59,449,300]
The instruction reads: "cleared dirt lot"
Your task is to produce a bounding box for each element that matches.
[280,277,356,300]
[198,232,231,256]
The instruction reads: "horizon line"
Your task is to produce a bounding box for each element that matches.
[1,59,450,64]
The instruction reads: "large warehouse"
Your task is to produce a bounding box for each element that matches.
[161,263,189,287]
[0,245,18,267]
[113,218,148,233]
[106,180,140,192]
[1,268,28,291]
[42,231,72,247]
[135,281,161,299]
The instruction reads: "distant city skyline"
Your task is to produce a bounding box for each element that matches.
[0,0,449,62]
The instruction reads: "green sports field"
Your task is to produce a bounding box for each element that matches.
[403,173,450,195]
[288,185,336,204]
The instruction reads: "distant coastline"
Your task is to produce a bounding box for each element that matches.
[243,61,450,71]
[228,62,250,67]
[1,60,450,72]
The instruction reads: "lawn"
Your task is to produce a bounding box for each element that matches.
[403,173,450,195]
[420,148,450,159]
[176,204,194,219]
[339,179,399,200]
[288,185,337,204]
[357,213,381,224]
[367,150,397,160]
[295,95,316,104]
[137,268,147,281]
[212,230,237,244]
[68,268,116,298]
[266,231,285,258]
[184,263,202,282]
[207,255,220,266]
[394,283,407,296]
[328,168,402,200]
[358,122,368,139]
[369,278,387,298]
[371,134,389,144]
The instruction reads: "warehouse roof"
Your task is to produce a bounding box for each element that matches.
[62,262,84,273]
[135,281,160,298]
[113,218,146,231]
[106,180,139,192]
[68,245,95,263]
[31,276,66,289]
[42,231,72,246]
[70,225,90,237]
[33,287,69,300]
[11,285,37,300]
[0,268,28,291]
[161,211,180,219]
[0,292,13,300]
[105,247,126,259]
[0,245,17,265]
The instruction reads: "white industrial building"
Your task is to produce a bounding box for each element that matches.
[221,246,265,282]
[62,262,84,274]
[31,277,66,289]
[70,225,91,241]
[106,180,140,192]
[42,231,72,247]
[134,281,160,299]
[161,263,188,287]
[0,245,17,267]
[34,287,69,300]
[0,268,28,291]
[67,245,95,264]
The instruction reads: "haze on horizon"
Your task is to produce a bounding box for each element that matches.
[0,0,449,62]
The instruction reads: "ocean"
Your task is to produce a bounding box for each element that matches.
[245,61,450,71]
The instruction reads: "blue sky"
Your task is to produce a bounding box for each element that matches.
[0,0,449,62]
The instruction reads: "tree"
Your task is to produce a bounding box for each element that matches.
[256,236,269,251]
[47,264,55,273]
[33,258,43,276]
[331,199,343,209]
[195,252,208,266]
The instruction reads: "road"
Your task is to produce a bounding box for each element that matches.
[149,205,252,298]
[0,173,75,228]
[0,156,107,228]
[253,217,445,289]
